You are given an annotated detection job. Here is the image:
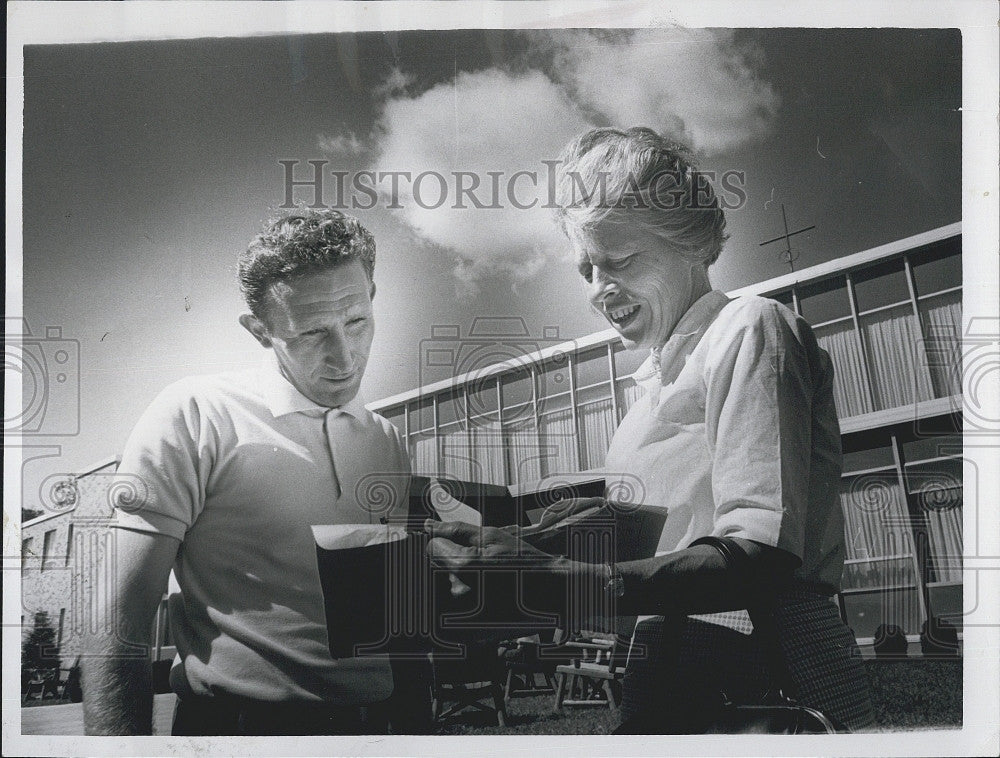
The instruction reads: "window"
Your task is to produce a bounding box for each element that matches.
[798,276,850,324]
[910,239,961,297]
[65,523,74,567]
[41,530,57,572]
[22,537,34,568]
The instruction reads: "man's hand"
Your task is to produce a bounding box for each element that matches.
[424,519,561,571]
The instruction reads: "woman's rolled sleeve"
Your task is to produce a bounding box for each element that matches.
[704,300,812,561]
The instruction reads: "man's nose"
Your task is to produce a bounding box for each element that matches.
[322,330,353,368]
[588,266,620,304]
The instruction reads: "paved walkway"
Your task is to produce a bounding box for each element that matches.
[20,693,177,735]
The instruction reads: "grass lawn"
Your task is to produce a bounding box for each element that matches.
[436,658,962,735]
[21,659,960,736]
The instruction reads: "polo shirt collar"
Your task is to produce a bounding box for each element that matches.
[259,353,366,420]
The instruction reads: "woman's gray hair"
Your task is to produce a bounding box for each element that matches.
[553,127,728,267]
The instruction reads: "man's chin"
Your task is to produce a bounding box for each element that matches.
[315,383,361,409]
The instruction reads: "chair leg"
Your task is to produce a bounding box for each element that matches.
[491,683,507,727]
[553,672,567,712]
[602,679,618,713]
[504,668,515,703]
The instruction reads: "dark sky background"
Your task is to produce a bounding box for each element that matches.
[20,27,962,497]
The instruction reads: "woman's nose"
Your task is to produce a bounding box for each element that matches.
[589,266,620,303]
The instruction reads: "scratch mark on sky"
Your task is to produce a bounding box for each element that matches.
[764,187,775,210]
[816,136,827,159]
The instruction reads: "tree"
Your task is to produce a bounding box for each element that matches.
[22,611,61,685]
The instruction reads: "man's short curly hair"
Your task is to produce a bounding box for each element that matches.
[239,209,376,321]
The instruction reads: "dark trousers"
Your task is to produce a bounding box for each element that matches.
[171,695,390,736]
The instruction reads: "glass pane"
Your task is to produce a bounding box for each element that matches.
[505,423,542,486]
[466,377,499,418]
[797,276,850,323]
[902,433,962,463]
[439,428,473,481]
[840,586,923,638]
[919,289,963,398]
[408,397,434,434]
[500,364,534,408]
[911,239,961,297]
[905,458,962,497]
[616,378,645,417]
[578,396,614,470]
[538,352,572,399]
[814,320,873,417]
[409,431,437,475]
[839,472,916,596]
[467,424,506,485]
[860,304,934,410]
[853,258,911,312]
[842,438,895,473]
[767,290,795,310]
[436,388,462,426]
[538,408,578,477]
[613,343,649,378]
[574,347,611,390]
[378,406,406,435]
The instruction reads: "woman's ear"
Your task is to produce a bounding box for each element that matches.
[238,313,273,348]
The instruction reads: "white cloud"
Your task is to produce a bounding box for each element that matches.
[364,30,779,291]
[318,131,366,154]
[372,68,592,293]
[546,28,780,154]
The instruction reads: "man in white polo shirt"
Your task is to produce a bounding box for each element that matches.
[83,210,413,735]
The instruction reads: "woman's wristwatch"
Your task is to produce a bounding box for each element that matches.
[604,562,625,599]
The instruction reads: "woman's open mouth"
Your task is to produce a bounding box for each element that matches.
[607,303,640,329]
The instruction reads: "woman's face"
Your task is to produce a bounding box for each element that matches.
[572,221,706,349]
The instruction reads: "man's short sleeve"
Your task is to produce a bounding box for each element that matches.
[113,379,213,540]
[703,299,812,560]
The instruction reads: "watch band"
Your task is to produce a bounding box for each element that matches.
[604,562,625,599]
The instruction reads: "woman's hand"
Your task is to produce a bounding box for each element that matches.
[424,519,562,571]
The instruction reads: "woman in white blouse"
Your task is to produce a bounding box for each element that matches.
[428,127,874,732]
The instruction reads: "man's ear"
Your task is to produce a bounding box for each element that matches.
[239,313,273,348]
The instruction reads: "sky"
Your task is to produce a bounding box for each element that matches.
[17,25,963,507]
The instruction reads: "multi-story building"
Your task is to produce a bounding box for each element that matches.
[21,222,964,659]
[369,222,965,650]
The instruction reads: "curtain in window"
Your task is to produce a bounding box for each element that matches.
[839,473,923,632]
[919,290,963,399]
[504,422,543,486]
[468,420,506,485]
[814,320,873,418]
[616,380,644,418]
[538,409,577,477]
[861,304,935,410]
[579,398,615,470]
[410,434,437,476]
[925,499,963,583]
[439,429,473,481]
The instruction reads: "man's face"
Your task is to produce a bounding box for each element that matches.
[242,261,375,408]
[572,220,701,349]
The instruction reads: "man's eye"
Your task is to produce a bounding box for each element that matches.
[609,255,634,271]
[578,262,593,282]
